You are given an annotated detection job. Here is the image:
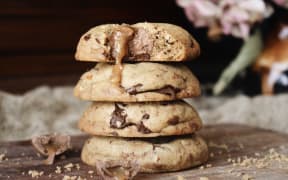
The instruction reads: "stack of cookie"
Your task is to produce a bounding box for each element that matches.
[74,22,208,173]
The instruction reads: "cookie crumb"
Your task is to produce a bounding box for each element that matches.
[88,170,94,174]
[0,154,6,162]
[75,163,80,170]
[28,170,44,178]
[205,164,212,168]
[64,163,74,171]
[209,152,214,158]
[208,141,228,151]
[55,166,62,174]
[62,175,77,180]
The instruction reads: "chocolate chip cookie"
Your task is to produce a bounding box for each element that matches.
[81,134,208,173]
[75,22,200,62]
[74,62,201,102]
[78,101,202,137]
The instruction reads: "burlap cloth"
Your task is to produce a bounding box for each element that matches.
[0,86,287,141]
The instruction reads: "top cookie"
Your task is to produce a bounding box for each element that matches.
[75,22,200,62]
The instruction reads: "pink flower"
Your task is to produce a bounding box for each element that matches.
[273,0,288,8]
[177,0,273,39]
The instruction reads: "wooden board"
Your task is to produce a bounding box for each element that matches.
[0,124,288,180]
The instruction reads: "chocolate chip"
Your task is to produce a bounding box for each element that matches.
[189,122,199,130]
[130,53,150,60]
[167,116,179,125]
[83,34,91,41]
[142,113,150,120]
[155,85,181,98]
[110,103,127,129]
[125,83,143,95]
[137,121,151,134]
[95,38,100,43]
[104,38,109,46]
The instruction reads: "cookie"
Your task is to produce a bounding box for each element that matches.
[74,62,201,102]
[79,101,202,137]
[81,134,208,173]
[75,22,200,62]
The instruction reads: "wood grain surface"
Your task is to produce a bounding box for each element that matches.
[0,124,288,180]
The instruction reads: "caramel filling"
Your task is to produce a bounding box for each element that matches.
[109,25,134,87]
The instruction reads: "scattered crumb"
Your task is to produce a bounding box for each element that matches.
[21,152,25,156]
[200,177,209,180]
[48,174,52,178]
[227,148,288,169]
[88,170,94,174]
[62,175,77,180]
[64,163,74,171]
[205,164,212,168]
[199,166,204,170]
[55,166,62,174]
[0,154,6,162]
[75,163,80,170]
[36,153,41,157]
[28,170,44,178]
[208,141,229,151]
[209,152,214,158]
[21,172,25,175]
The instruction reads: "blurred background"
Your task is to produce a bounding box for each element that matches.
[0,0,262,95]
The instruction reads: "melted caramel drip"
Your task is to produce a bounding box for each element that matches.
[110,25,134,87]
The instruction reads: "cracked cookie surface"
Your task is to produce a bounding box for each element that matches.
[81,134,208,173]
[74,62,201,102]
[78,101,202,137]
[75,22,200,62]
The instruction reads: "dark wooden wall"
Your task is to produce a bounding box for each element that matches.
[0,0,245,94]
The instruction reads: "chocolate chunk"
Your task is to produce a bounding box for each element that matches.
[95,160,140,180]
[83,34,91,41]
[129,53,150,60]
[95,38,100,43]
[167,116,179,125]
[128,27,153,59]
[189,121,199,130]
[142,113,150,120]
[155,85,181,98]
[137,121,151,134]
[110,103,127,129]
[125,83,143,95]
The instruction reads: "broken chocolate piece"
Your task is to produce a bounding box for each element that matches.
[128,27,153,60]
[110,103,127,129]
[156,85,181,98]
[126,83,143,95]
[83,34,91,41]
[167,116,179,125]
[31,133,71,165]
[95,160,140,180]
[142,113,150,120]
[137,121,152,134]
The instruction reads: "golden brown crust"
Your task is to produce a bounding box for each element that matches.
[81,134,208,173]
[73,62,201,102]
[75,22,200,62]
[78,101,202,137]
